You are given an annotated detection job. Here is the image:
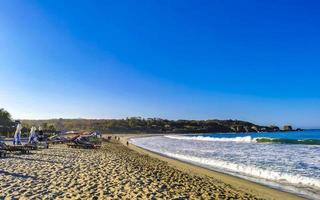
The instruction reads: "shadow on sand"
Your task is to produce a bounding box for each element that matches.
[0,169,37,180]
[12,157,63,164]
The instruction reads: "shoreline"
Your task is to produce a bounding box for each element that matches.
[120,134,303,200]
[0,134,307,199]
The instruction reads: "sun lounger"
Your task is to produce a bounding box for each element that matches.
[3,145,31,154]
[67,142,101,149]
[24,144,38,150]
[48,135,70,144]
[48,140,63,144]
[0,142,33,154]
[21,141,49,150]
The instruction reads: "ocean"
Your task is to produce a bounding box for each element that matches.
[130,130,320,199]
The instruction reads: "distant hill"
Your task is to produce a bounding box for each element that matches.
[21,117,279,134]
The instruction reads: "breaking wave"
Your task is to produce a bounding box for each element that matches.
[165,135,320,145]
[256,138,320,145]
[165,152,320,189]
[164,135,255,142]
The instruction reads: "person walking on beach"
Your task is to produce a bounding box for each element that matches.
[28,126,37,144]
[38,126,44,141]
[13,122,22,145]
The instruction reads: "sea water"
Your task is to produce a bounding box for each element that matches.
[130,130,320,199]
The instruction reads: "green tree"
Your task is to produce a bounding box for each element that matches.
[0,108,12,126]
[0,108,14,136]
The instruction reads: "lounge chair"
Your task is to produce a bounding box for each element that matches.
[67,142,101,149]
[24,143,38,150]
[64,134,102,149]
[48,135,70,144]
[0,142,32,154]
[26,141,49,149]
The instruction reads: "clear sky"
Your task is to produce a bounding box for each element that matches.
[0,0,319,128]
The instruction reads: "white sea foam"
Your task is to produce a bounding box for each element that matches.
[164,152,320,189]
[165,135,256,143]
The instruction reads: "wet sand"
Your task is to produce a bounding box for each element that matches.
[0,138,302,199]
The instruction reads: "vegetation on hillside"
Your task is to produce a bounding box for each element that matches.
[22,117,278,134]
[1,108,282,136]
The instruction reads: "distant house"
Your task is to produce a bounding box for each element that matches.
[283,125,293,131]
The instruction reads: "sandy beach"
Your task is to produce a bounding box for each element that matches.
[0,137,302,199]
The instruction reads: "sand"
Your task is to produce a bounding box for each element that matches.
[0,137,302,199]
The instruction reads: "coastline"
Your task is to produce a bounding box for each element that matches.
[120,134,303,200]
[0,134,306,199]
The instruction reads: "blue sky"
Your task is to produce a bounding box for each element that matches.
[0,0,319,128]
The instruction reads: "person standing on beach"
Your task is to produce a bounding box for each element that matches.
[13,122,22,145]
[38,126,44,141]
[28,126,37,144]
